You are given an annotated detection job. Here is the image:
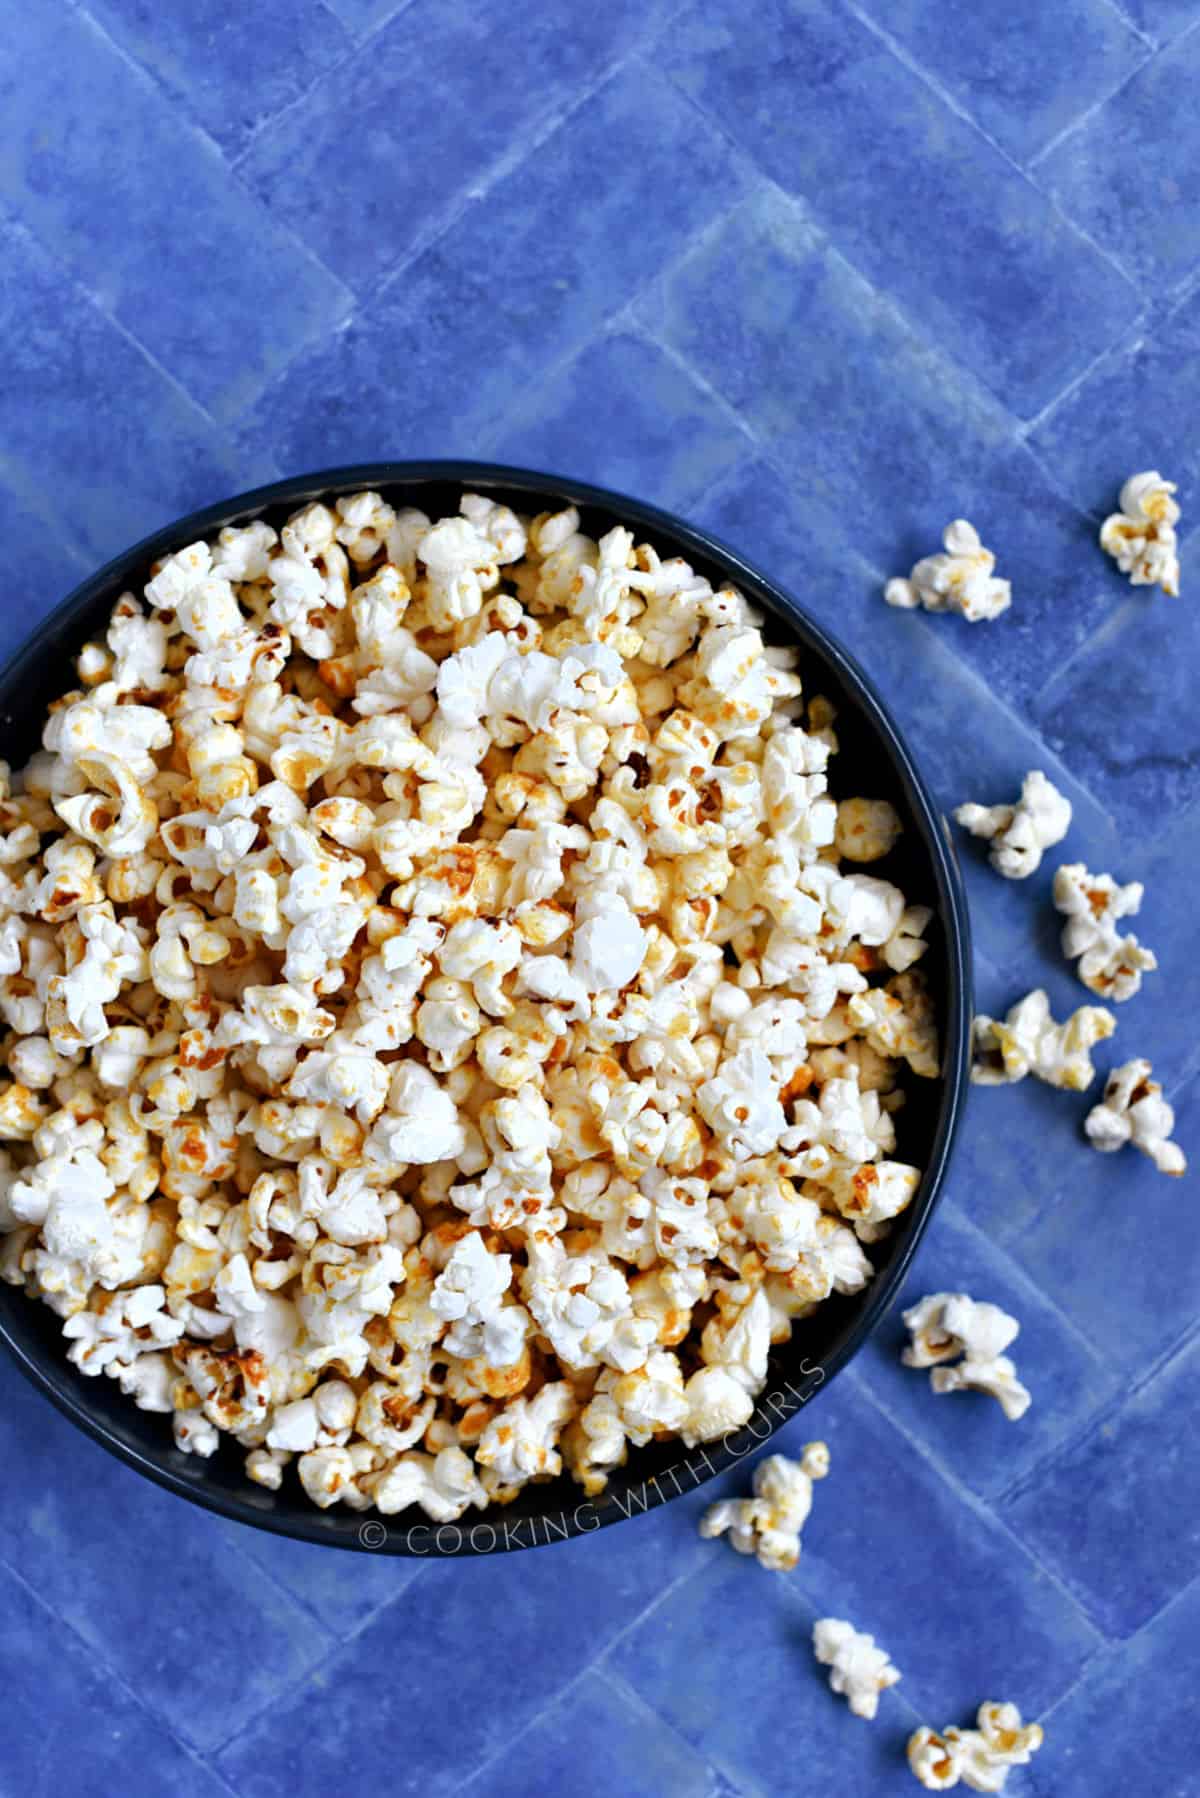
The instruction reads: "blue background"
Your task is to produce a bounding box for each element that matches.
[2,1,1198,1793]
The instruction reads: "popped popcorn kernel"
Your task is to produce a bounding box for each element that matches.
[699,1444,829,1570]
[812,1617,901,1720]
[908,1703,1044,1790]
[971,989,1114,1091]
[954,771,1071,880]
[885,520,1011,622]
[902,1292,1031,1421]
[1100,470,1180,597]
[1053,861,1157,1002]
[1084,1058,1187,1176]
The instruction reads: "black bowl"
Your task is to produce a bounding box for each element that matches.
[0,461,971,1556]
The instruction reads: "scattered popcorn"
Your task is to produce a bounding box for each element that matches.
[699,1444,829,1570]
[812,1617,901,1720]
[1052,862,1156,1002]
[902,1293,1031,1421]
[971,989,1114,1091]
[0,490,939,1516]
[953,771,1071,880]
[1100,470,1180,597]
[885,521,1011,622]
[1084,1059,1187,1176]
[908,1703,1044,1790]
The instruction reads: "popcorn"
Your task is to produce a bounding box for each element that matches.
[902,1292,1031,1421]
[908,1703,1044,1791]
[971,989,1114,1091]
[0,490,936,1516]
[474,1381,576,1498]
[1100,470,1180,597]
[885,520,1011,622]
[835,797,903,864]
[699,1444,829,1570]
[697,1047,787,1160]
[953,771,1071,879]
[812,1617,901,1720]
[1053,862,1156,1001]
[1084,1058,1187,1176]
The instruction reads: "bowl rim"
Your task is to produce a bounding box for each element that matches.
[0,459,973,1556]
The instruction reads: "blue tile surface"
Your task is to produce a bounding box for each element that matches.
[0,1559,231,1798]
[239,63,745,471]
[1005,1332,1200,1638]
[240,0,684,295]
[1,3,1198,1792]
[486,330,752,513]
[855,0,1148,166]
[1037,27,1200,290]
[1033,573,1200,833]
[660,0,1140,416]
[1,5,350,421]
[1025,1581,1200,1796]
[461,1670,725,1798]
[86,0,353,156]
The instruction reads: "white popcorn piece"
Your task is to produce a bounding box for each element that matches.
[835,797,903,864]
[885,521,1011,622]
[1100,470,1180,597]
[812,1617,901,1720]
[1084,1058,1187,1176]
[971,989,1114,1091]
[0,491,937,1516]
[954,771,1071,879]
[902,1292,1031,1422]
[908,1703,1044,1791]
[700,1444,829,1570]
[1052,862,1157,1002]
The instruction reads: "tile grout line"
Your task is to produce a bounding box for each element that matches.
[56,0,359,413]
[846,1371,1112,1656]
[0,1543,244,1795]
[1030,588,1143,709]
[448,1551,723,1794]
[997,1320,1200,1514]
[1094,0,1158,48]
[229,0,707,351]
[943,1200,1131,1375]
[0,211,227,439]
[1017,318,1150,450]
[206,1559,437,1762]
[469,199,754,463]
[651,68,1051,440]
[1031,1565,1200,1731]
[229,0,424,163]
[596,1661,763,1791]
[1025,40,1159,172]
[837,0,1147,308]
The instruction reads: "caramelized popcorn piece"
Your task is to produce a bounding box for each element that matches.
[971,989,1114,1091]
[1084,1058,1187,1176]
[908,1702,1043,1790]
[1100,470,1180,597]
[699,1444,829,1570]
[1053,861,1156,1002]
[885,520,1011,622]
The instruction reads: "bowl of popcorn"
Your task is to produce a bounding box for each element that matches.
[0,463,971,1555]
